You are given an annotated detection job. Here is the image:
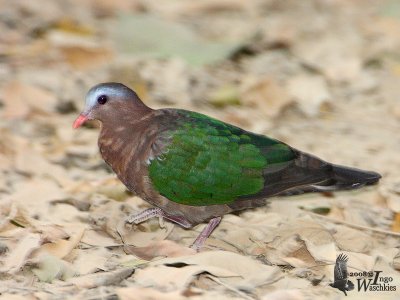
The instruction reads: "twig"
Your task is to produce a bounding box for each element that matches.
[306,211,400,237]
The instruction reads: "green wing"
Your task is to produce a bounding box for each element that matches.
[148,110,296,206]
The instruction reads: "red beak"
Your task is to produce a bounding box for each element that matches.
[73,114,89,129]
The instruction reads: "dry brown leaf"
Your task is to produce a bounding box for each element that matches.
[13,138,73,187]
[6,204,71,242]
[0,198,18,232]
[293,34,362,83]
[117,286,186,300]
[11,178,65,219]
[67,267,134,288]
[393,251,400,271]
[90,201,129,240]
[70,248,112,275]
[0,295,36,300]
[133,264,238,291]
[379,178,400,213]
[117,215,174,248]
[363,17,400,55]
[94,178,131,201]
[286,75,331,117]
[261,289,305,300]
[392,213,400,232]
[333,225,374,252]
[60,46,113,70]
[0,84,30,119]
[342,252,375,274]
[0,81,57,119]
[31,254,76,282]
[261,218,335,267]
[152,250,282,290]
[215,211,284,253]
[240,77,292,118]
[81,229,120,247]
[124,240,195,260]
[32,225,70,243]
[34,225,85,259]
[0,232,41,274]
[138,59,195,106]
[371,247,400,271]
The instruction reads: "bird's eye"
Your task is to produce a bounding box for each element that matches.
[97,95,108,105]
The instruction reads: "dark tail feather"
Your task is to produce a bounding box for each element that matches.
[239,149,381,200]
[329,164,381,189]
[301,164,382,194]
[275,150,381,196]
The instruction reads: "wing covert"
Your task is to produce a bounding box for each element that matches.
[148,111,295,206]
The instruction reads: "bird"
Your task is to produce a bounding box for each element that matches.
[330,253,354,296]
[73,82,381,250]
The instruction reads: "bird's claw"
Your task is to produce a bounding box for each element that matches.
[125,207,164,225]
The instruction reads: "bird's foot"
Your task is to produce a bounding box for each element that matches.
[125,207,193,228]
[126,207,163,224]
[190,216,222,252]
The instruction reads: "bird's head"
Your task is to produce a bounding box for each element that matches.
[73,82,150,129]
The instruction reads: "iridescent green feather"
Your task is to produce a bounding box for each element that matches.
[148,110,295,206]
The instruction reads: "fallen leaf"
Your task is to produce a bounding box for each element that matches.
[33,225,70,243]
[261,219,335,267]
[0,232,41,274]
[117,214,174,248]
[0,198,18,232]
[340,252,375,276]
[392,213,400,232]
[293,34,362,83]
[124,240,195,260]
[34,225,85,259]
[117,286,186,300]
[333,225,374,252]
[379,178,400,213]
[59,46,113,70]
[0,295,36,300]
[240,77,292,118]
[137,58,200,105]
[81,229,120,247]
[286,75,331,117]
[151,250,282,290]
[133,264,238,291]
[70,248,112,275]
[261,289,305,300]
[32,254,76,282]
[393,251,400,271]
[67,267,135,288]
[0,81,57,119]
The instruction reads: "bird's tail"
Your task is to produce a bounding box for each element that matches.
[328,164,381,190]
[277,150,381,196]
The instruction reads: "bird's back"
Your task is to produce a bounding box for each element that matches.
[148,109,380,206]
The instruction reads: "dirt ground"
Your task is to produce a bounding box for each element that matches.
[0,0,399,299]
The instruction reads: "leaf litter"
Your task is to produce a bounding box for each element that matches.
[0,0,400,299]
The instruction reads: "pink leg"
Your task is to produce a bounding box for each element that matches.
[126,207,193,228]
[191,216,222,251]
[126,207,163,224]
